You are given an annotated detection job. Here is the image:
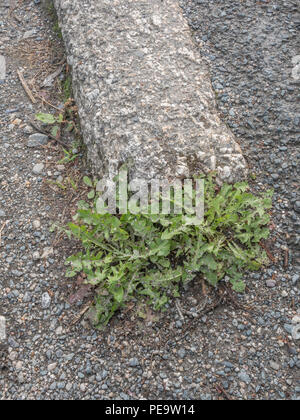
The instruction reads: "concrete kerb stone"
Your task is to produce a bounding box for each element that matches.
[53,0,248,184]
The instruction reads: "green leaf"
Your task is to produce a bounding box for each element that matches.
[57,114,64,123]
[36,113,56,125]
[51,125,60,138]
[77,200,90,210]
[113,287,124,303]
[68,223,82,237]
[204,270,218,287]
[65,270,77,278]
[49,223,57,233]
[161,227,186,240]
[201,254,218,270]
[88,190,95,200]
[83,176,93,187]
[231,281,246,293]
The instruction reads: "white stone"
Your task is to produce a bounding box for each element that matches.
[23,30,36,39]
[41,247,54,259]
[55,326,63,335]
[0,316,6,341]
[33,220,41,229]
[33,163,45,175]
[41,292,51,309]
[292,325,300,341]
[16,361,23,370]
[48,363,57,372]
[0,55,6,80]
[33,251,40,261]
[24,125,34,135]
[9,351,17,361]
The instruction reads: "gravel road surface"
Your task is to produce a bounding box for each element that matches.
[0,0,299,400]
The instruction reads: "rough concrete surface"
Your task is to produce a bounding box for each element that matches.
[53,0,247,183]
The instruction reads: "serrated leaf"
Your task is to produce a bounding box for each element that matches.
[65,270,77,278]
[113,287,124,303]
[63,173,273,326]
[201,254,218,270]
[231,280,246,293]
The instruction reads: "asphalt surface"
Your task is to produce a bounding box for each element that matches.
[0,0,299,400]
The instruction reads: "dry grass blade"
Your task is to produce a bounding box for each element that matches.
[34,91,63,112]
[70,304,92,326]
[17,69,37,104]
[175,299,184,320]
[0,221,8,248]
[41,65,65,88]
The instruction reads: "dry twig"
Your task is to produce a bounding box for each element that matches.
[284,248,289,268]
[70,304,92,326]
[28,119,68,148]
[17,69,37,104]
[175,299,184,320]
[215,384,232,400]
[0,221,8,248]
[34,91,63,112]
[260,240,276,263]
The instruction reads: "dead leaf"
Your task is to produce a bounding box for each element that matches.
[68,285,93,305]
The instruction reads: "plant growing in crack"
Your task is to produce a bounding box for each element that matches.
[57,173,273,326]
[35,97,81,162]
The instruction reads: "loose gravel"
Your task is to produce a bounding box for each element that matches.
[0,0,299,400]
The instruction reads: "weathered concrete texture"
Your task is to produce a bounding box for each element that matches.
[54,0,247,182]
